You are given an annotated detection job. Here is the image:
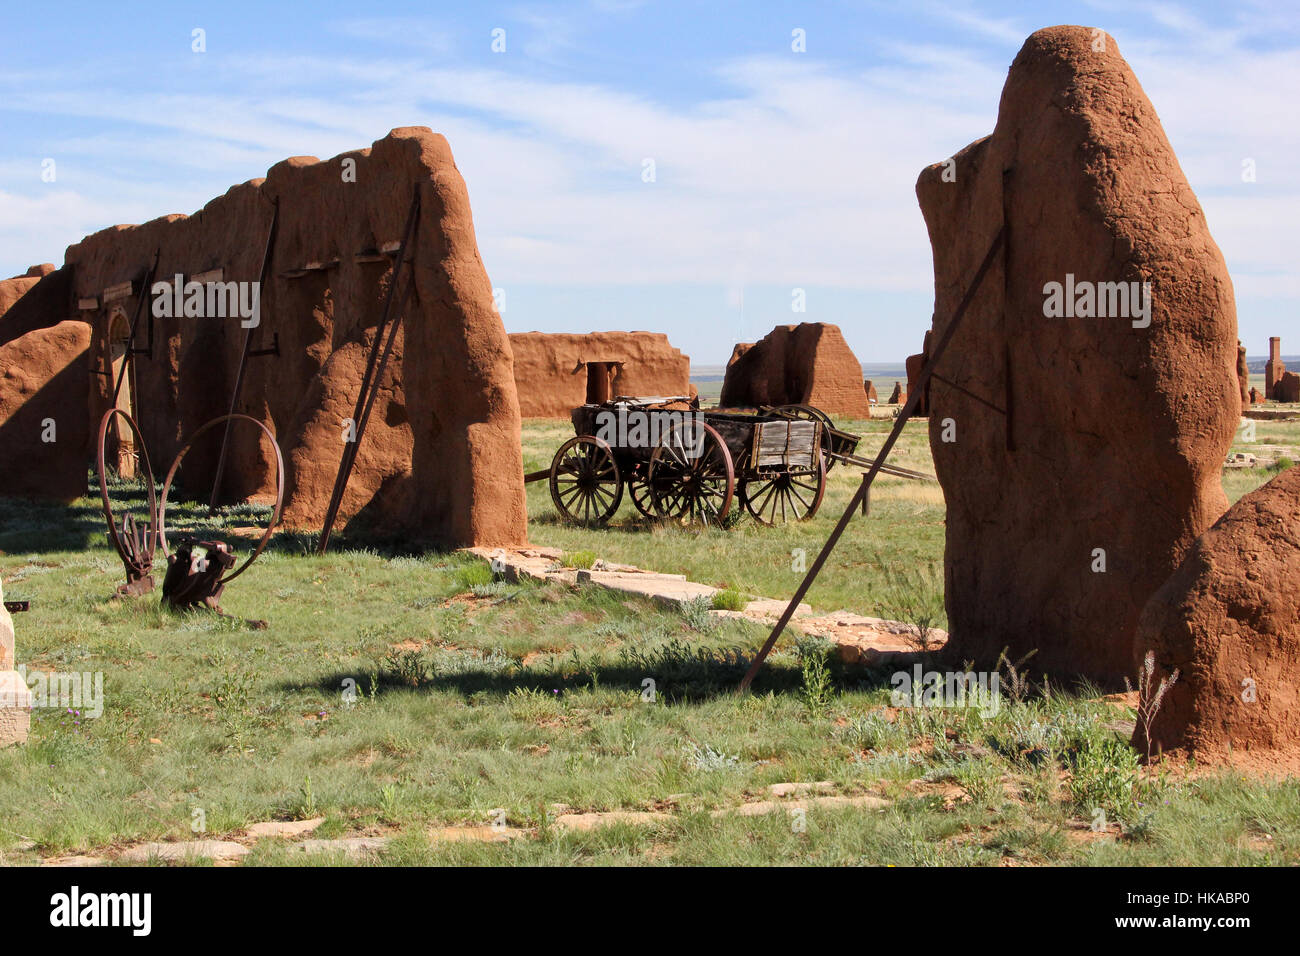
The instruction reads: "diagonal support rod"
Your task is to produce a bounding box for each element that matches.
[110,250,160,407]
[209,198,280,512]
[930,372,1007,417]
[317,186,422,554]
[738,225,1006,692]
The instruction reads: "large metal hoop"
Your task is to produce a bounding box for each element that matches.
[96,407,157,572]
[159,414,285,585]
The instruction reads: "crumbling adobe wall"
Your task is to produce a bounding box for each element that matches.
[62,127,526,548]
[917,26,1238,684]
[508,331,691,418]
[1134,466,1300,762]
[0,320,91,501]
[905,330,933,416]
[1,266,72,349]
[0,264,56,330]
[720,323,870,418]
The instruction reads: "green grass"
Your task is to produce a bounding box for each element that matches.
[0,415,1297,866]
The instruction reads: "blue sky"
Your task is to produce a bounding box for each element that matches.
[1,1,1296,364]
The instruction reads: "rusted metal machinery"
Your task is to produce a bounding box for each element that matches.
[96,409,284,618]
[528,398,828,527]
[97,408,159,597]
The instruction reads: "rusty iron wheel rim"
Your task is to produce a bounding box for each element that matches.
[159,414,285,585]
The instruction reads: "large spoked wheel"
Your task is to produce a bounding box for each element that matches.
[549,435,623,526]
[772,403,836,472]
[739,455,827,525]
[647,421,735,526]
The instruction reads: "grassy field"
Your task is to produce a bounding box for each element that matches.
[0,410,1296,866]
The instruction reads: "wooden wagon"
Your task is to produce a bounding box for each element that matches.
[527,398,829,527]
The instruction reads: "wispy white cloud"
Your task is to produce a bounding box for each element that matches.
[0,3,1295,357]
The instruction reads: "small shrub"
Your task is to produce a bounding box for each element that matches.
[294,776,318,820]
[679,596,717,633]
[1068,735,1139,819]
[994,647,1039,703]
[384,649,431,688]
[954,761,1003,808]
[795,635,835,716]
[506,686,562,722]
[711,588,747,611]
[559,550,598,570]
[873,559,945,650]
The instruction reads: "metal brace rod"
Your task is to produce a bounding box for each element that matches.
[930,371,1007,417]
[317,186,422,554]
[209,198,280,512]
[110,250,160,407]
[738,225,1006,692]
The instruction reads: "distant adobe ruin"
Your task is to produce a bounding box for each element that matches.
[905,331,932,416]
[509,331,691,418]
[721,323,870,418]
[1266,337,1299,403]
[1264,337,1287,400]
[0,128,527,549]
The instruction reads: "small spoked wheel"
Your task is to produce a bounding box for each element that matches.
[549,436,623,526]
[740,455,827,525]
[647,421,735,526]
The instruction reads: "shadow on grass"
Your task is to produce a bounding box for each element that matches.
[0,473,462,561]
[284,656,898,705]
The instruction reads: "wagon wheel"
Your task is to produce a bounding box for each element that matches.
[647,421,734,526]
[739,454,827,525]
[625,461,658,518]
[549,436,623,526]
[772,403,837,472]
